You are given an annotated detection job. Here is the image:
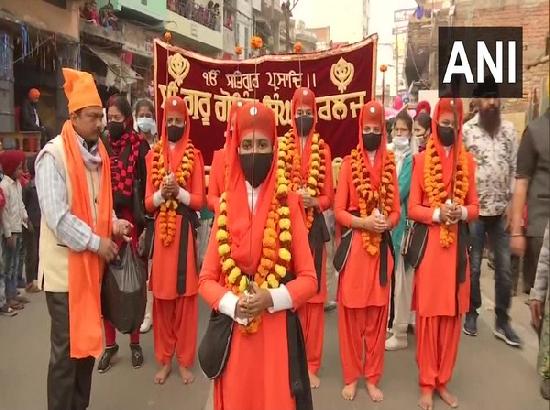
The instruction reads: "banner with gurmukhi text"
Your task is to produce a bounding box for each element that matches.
[154,36,377,164]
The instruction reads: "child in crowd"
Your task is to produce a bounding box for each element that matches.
[23,155,41,293]
[0,150,29,311]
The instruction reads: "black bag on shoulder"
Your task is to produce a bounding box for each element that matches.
[198,310,234,379]
[402,221,429,269]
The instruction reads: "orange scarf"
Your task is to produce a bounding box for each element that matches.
[61,120,113,358]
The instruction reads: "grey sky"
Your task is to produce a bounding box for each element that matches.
[292,0,417,44]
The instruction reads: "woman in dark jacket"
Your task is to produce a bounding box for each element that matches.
[98,95,150,373]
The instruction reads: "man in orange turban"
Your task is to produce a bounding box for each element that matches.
[145,96,205,385]
[35,68,132,410]
[21,87,52,145]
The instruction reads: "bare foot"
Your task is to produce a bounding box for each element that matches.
[418,391,433,410]
[309,372,320,389]
[366,382,384,402]
[341,381,357,401]
[438,387,459,408]
[179,366,195,385]
[154,363,172,385]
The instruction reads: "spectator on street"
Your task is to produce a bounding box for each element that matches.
[0,183,16,316]
[22,155,41,294]
[529,221,549,400]
[133,98,156,334]
[413,112,431,153]
[97,95,150,373]
[462,89,521,347]
[386,109,415,351]
[0,150,29,312]
[134,98,157,147]
[20,88,52,146]
[510,107,550,291]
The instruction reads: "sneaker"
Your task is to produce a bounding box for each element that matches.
[97,344,119,373]
[494,323,522,347]
[140,315,152,334]
[463,314,478,336]
[385,334,408,351]
[130,344,144,369]
[0,305,18,317]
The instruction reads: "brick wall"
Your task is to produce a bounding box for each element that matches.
[454,0,550,113]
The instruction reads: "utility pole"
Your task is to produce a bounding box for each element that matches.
[282,0,300,52]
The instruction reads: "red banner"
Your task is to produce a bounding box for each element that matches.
[154,36,377,164]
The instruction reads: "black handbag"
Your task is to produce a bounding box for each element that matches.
[198,310,234,379]
[333,227,353,273]
[403,221,429,269]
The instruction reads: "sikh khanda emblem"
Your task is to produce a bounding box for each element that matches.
[168,52,190,86]
[330,57,354,94]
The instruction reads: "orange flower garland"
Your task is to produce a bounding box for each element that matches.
[351,148,396,255]
[280,131,326,229]
[151,141,196,246]
[423,138,469,247]
[215,145,292,334]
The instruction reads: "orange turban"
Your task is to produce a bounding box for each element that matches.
[28,88,40,100]
[62,68,102,113]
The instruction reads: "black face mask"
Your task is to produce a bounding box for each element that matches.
[239,153,273,188]
[362,132,382,151]
[437,125,455,147]
[107,121,125,140]
[167,125,185,142]
[295,115,314,137]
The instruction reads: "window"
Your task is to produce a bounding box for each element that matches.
[142,0,147,4]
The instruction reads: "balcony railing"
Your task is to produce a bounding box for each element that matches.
[167,0,221,31]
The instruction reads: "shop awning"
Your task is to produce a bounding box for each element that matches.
[84,45,142,88]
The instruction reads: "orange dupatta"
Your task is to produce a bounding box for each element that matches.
[61,120,113,358]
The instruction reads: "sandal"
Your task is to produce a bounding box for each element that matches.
[9,301,25,310]
[0,305,18,317]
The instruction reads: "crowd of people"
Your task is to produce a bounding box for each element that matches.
[0,66,548,410]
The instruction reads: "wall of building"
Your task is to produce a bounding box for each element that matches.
[454,0,549,112]
[2,0,80,40]
[97,0,166,19]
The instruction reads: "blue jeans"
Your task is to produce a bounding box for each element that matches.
[3,233,23,301]
[468,216,512,325]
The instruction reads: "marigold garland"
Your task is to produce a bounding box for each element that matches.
[151,141,195,247]
[215,145,292,334]
[281,131,326,229]
[351,148,396,255]
[423,138,469,247]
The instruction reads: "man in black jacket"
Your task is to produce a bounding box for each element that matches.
[20,88,51,146]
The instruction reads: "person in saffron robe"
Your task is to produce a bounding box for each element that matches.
[35,68,131,410]
[207,101,243,211]
[408,97,479,410]
[145,96,205,384]
[97,95,150,373]
[199,101,317,410]
[334,100,400,402]
[283,86,334,388]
